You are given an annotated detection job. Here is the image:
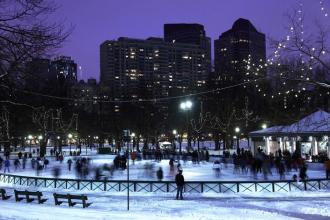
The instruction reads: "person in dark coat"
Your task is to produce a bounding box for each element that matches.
[156,167,163,181]
[175,170,185,200]
[299,165,308,181]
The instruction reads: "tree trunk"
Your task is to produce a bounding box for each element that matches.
[40,140,47,157]
[4,140,10,154]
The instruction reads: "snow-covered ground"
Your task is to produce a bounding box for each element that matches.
[0,181,330,220]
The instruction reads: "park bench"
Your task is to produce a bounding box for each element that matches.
[14,190,47,204]
[0,189,11,200]
[53,193,92,208]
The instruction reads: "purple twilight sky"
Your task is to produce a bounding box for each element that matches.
[53,0,327,81]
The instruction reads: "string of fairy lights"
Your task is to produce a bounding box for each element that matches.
[240,0,330,109]
[320,0,329,17]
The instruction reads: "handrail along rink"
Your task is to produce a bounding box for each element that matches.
[0,173,329,193]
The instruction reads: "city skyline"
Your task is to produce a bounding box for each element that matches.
[54,0,325,81]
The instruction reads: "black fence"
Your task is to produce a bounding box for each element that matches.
[0,173,329,193]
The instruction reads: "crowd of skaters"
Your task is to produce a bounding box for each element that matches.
[2,146,330,184]
[213,148,309,181]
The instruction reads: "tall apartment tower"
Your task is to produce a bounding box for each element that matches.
[164,23,211,73]
[100,36,210,100]
[214,18,266,82]
[50,56,78,97]
[51,56,78,84]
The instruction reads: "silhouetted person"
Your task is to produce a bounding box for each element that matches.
[175,170,184,200]
[67,159,72,171]
[52,166,61,178]
[325,159,330,179]
[156,167,163,181]
[4,159,10,173]
[299,165,308,181]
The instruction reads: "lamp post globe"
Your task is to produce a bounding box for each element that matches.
[185,100,192,109]
[28,135,33,153]
[68,133,73,153]
[234,127,240,154]
[179,100,193,152]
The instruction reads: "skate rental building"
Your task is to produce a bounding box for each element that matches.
[249,110,330,159]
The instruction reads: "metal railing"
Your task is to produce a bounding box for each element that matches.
[0,173,329,193]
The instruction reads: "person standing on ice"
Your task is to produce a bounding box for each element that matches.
[67,159,72,171]
[324,159,330,179]
[299,165,308,181]
[156,167,163,181]
[175,169,185,200]
[4,159,10,173]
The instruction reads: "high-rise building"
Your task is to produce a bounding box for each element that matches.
[71,78,100,113]
[214,18,266,82]
[164,23,211,72]
[25,58,52,91]
[100,37,209,100]
[50,56,78,97]
[51,56,78,84]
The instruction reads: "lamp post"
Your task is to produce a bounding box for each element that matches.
[28,135,33,153]
[68,133,73,153]
[56,136,61,153]
[172,129,177,149]
[262,123,267,129]
[235,127,240,154]
[87,135,91,155]
[131,132,135,151]
[38,135,43,156]
[95,136,99,148]
[180,100,192,152]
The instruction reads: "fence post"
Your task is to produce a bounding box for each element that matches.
[104,181,106,191]
[201,183,203,193]
[272,182,275,192]
[289,182,291,191]
[304,181,307,191]
[237,183,239,192]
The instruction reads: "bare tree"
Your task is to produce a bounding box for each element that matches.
[0,0,71,87]
[32,107,78,157]
[191,112,210,151]
[0,107,10,152]
[272,8,330,88]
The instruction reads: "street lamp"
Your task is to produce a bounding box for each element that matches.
[131,133,135,151]
[28,135,33,153]
[235,127,240,154]
[262,123,267,129]
[180,100,193,152]
[68,133,73,153]
[38,135,43,156]
[172,129,177,151]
